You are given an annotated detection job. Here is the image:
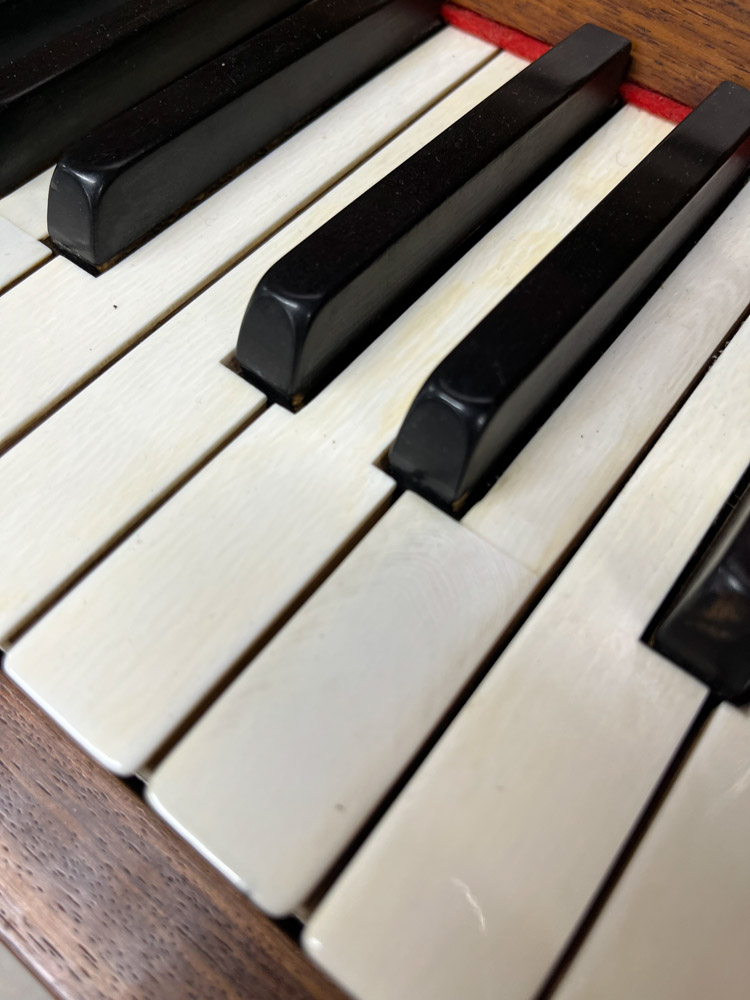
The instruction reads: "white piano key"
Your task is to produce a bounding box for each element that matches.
[0,27,491,448]
[0,331,265,643]
[0,50,528,645]
[7,407,394,774]
[145,182,750,918]
[147,492,538,916]
[0,940,51,1000]
[553,703,750,1000]
[302,316,750,1000]
[0,167,53,240]
[0,218,50,292]
[4,105,671,775]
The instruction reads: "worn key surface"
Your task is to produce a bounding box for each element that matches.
[48,0,441,270]
[0,672,344,1000]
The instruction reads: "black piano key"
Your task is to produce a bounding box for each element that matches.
[236,24,630,406]
[0,0,127,66]
[48,0,441,270]
[0,0,306,195]
[388,81,750,512]
[652,476,750,704]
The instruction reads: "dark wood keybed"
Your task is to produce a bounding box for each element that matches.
[0,675,345,999]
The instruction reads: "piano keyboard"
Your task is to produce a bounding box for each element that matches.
[1,5,749,999]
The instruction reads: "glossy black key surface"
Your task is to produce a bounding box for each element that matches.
[653,476,750,704]
[389,81,750,512]
[237,24,629,406]
[0,0,306,194]
[48,0,441,270]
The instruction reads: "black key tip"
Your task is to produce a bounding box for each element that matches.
[652,478,750,704]
[388,372,494,513]
[48,158,110,271]
[237,269,329,407]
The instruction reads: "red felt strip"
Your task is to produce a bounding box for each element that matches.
[441,3,551,60]
[619,81,692,122]
[441,3,694,122]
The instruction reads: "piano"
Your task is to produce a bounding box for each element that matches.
[0,2,748,997]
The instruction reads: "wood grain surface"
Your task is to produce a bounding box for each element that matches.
[0,673,345,1000]
[454,0,750,107]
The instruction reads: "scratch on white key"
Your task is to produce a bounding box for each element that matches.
[451,877,487,934]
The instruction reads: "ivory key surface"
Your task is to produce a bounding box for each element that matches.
[552,703,750,1000]
[0,218,50,292]
[147,183,750,918]
[4,106,671,775]
[0,28,490,448]
[7,408,394,774]
[148,492,537,916]
[0,167,53,240]
[303,315,750,1000]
